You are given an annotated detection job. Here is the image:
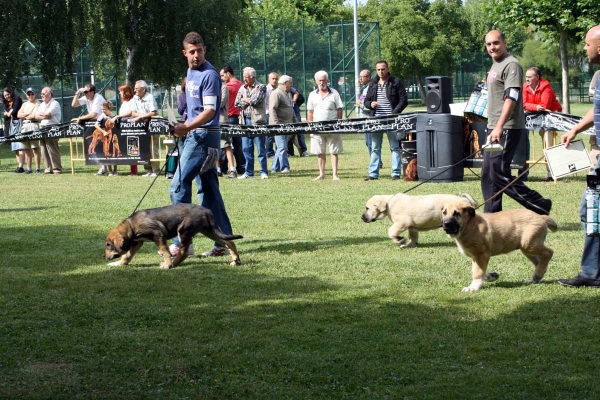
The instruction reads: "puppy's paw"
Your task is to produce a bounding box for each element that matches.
[524,278,542,284]
[461,286,480,292]
[400,241,416,249]
[484,272,500,282]
[107,261,123,267]
[230,259,242,267]
[462,279,483,292]
[392,236,406,245]
[159,262,174,269]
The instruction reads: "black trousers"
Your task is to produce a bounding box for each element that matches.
[481,128,548,214]
[227,116,246,174]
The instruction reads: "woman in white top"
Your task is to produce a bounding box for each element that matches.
[17,88,42,173]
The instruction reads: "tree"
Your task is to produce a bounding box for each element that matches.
[487,0,593,113]
[0,0,31,88]
[362,0,471,103]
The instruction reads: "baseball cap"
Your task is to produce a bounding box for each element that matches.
[26,87,35,94]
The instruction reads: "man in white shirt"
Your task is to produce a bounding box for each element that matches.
[36,87,63,174]
[307,70,343,180]
[131,80,160,176]
[71,83,105,123]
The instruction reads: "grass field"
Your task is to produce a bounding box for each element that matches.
[1,119,600,398]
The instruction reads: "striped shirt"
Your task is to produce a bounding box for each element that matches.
[375,82,393,116]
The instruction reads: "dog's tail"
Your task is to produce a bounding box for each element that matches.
[545,217,558,233]
[460,193,479,208]
[218,232,244,241]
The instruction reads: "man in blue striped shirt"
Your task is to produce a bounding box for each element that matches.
[363,60,408,181]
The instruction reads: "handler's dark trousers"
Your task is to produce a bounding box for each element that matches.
[481,128,551,215]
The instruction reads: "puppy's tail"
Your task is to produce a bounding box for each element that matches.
[460,193,479,208]
[545,217,558,233]
[219,233,244,241]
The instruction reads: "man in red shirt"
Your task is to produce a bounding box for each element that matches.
[523,67,562,181]
[220,65,245,178]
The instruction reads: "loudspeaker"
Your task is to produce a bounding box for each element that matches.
[425,76,452,114]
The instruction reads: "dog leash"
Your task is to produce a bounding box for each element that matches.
[131,136,181,215]
[475,154,546,210]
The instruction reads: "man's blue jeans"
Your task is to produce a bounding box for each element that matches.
[170,128,233,247]
[579,160,600,279]
[368,131,401,178]
[242,117,268,176]
[271,135,290,172]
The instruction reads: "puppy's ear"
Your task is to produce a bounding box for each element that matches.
[466,206,476,217]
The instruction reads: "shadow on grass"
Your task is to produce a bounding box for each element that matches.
[0,206,59,213]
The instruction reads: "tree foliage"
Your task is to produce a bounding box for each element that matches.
[1,0,251,88]
[362,0,471,101]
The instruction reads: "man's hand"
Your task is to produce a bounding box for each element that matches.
[561,130,577,148]
[173,122,189,137]
[536,105,547,112]
[487,127,503,143]
[371,101,378,108]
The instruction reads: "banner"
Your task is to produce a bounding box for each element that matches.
[0,111,593,145]
[82,119,152,165]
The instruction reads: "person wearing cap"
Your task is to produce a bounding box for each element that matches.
[71,83,106,175]
[36,87,63,174]
[269,74,296,174]
[16,87,42,173]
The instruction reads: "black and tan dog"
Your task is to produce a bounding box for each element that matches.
[104,204,243,268]
[441,201,557,292]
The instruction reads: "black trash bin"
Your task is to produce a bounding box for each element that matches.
[416,113,464,182]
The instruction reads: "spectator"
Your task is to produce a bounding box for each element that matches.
[558,25,600,287]
[220,65,245,177]
[481,30,551,215]
[216,82,233,177]
[269,74,295,174]
[265,71,278,158]
[306,70,344,181]
[363,60,407,181]
[36,87,62,174]
[94,100,118,176]
[131,80,160,176]
[588,70,600,170]
[522,67,562,181]
[169,31,235,258]
[111,84,137,175]
[17,87,42,173]
[234,66,268,180]
[3,88,25,172]
[356,69,379,162]
[178,77,188,122]
[287,77,309,157]
[71,83,107,175]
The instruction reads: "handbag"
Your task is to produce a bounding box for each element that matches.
[9,118,22,136]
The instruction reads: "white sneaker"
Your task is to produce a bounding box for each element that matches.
[281,168,290,174]
[142,172,153,177]
[261,173,269,179]
[238,174,253,180]
[159,243,195,257]
[149,173,158,177]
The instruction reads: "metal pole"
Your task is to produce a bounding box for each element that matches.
[302,18,307,114]
[262,18,267,82]
[283,27,287,74]
[354,0,360,117]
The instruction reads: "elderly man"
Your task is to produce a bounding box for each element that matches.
[269,74,295,174]
[481,30,551,215]
[36,87,63,174]
[307,70,344,180]
[234,67,268,180]
[265,71,279,158]
[522,67,562,181]
[363,61,407,181]
[355,69,375,155]
[131,80,159,176]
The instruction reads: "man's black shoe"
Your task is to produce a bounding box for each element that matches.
[534,198,552,215]
[391,175,400,181]
[364,176,378,181]
[558,274,600,287]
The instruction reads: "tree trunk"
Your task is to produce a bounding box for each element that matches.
[415,70,425,104]
[559,29,570,113]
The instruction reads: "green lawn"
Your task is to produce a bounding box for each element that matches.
[1,127,599,399]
